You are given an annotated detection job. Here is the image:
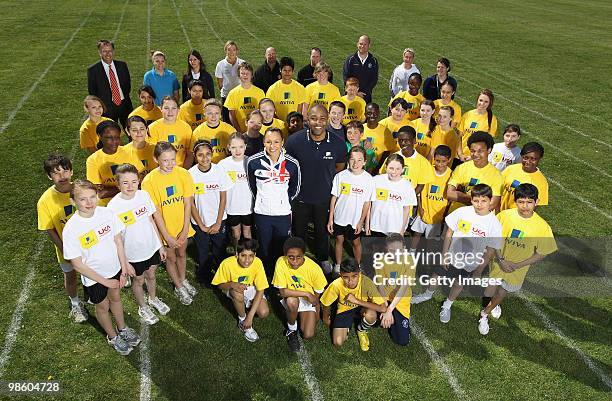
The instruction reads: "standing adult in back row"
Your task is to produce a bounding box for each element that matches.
[343,35,379,104]
[253,47,281,93]
[215,41,245,123]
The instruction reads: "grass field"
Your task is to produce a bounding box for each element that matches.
[0,0,611,400]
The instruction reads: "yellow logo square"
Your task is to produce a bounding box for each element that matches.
[376,188,389,201]
[119,211,136,226]
[340,183,351,195]
[457,219,472,234]
[79,230,98,249]
[227,171,237,183]
[493,152,502,163]
[195,183,205,194]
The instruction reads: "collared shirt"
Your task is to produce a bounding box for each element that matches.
[284,128,347,204]
[102,60,125,100]
[143,68,180,106]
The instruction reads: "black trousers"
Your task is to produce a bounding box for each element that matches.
[291,200,330,263]
[104,98,133,128]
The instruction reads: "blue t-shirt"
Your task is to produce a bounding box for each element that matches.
[143,68,180,106]
[285,129,347,204]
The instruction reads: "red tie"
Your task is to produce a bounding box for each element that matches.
[108,64,122,106]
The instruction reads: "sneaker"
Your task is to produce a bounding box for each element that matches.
[333,264,341,274]
[357,330,370,352]
[124,276,132,288]
[69,302,89,323]
[439,306,452,323]
[118,326,141,347]
[148,296,170,315]
[478,314,490,335]
[138,305,159,325]
[107,334,132,356]
[174,286,193,305]
[321,261,333,274]
[286,329,300,352]
[491,305,502,319]
[183,279,198,297]
[411,291,434,305]
[238,320,259,342]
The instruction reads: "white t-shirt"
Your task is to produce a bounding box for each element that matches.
[189,163,232,226]
[107,190,162,263]
[331,169,374,228]
[389,63,420,96]
[445,206,503,272]
[62,206,124,286]
[215,57,245,98]
[369,174,417,234]
[218,156,253,215]
[489,142,521,172]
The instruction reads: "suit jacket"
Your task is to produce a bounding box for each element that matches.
[87,60,132,106]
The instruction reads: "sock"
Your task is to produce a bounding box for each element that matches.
[287,322,298,332]
[69,296,80,307]
[357,317,374,332]
[482,296,492,309]
[480,310,488,318]
[238,315,246,323]
[442,299,454,309]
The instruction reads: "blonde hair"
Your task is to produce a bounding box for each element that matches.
[204,98,223,109]
[313,62,332,78]
[70,179,97,200]
[83,95,107,113]
[150,50,166,61]
[224,40,238,52]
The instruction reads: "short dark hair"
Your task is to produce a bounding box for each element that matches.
[366,102,380,111]
[434,145,452,159]
[280,56,294,70]
[471,183,493,199]
[329,100,345,112]
[408,72,422,83]
[283,237,306,254]
[521,142,544,157]
[237,238,259,254]
[154,141,177,158]
[340,257,360,273]
[188,79,205,90]
[286,111,303,125]
[44,153,72,176]
[467,131,494,150]
[504,123,521,136]
[397,125,416,140]
[97,39,114,50]
[345,120,364,133]
[390,97,409,110]
[138,85,157,100]
[114,163,139,179]
[437,57,451,72]
[514,183,539,201]
[96,120,121,137]
[348,145,367,160]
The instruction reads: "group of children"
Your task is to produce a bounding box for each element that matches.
[39,50,557,355]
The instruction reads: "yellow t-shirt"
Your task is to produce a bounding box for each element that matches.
[490,209,557,286]
[266,79,307,122]
[272,256,327,296]
[121,142,158,176]
[378,259,416,318]
[430,125,460,161]
[380,150,435,189]
[305,81,341,111]
[434,99,462,127]
[37,186,76,263]
[362,123,392,160]
[79,117,112,151]
[447,161,502,212]
[178,99,206,131]
[459,109,498,156]
[148,119,192,166]
[191,121,235,163]
[260,118,288,138]
[390,91,424,121]
[224,84,265,132]
[141,167,195,238]
[86,147,145,205]
[421,168,452,224]
[379,116,412,152]
[340,95,366,125]
[128,105,163,126]
[409,118,433,158]
[211,255,269,291]
[500,164,549,211]
[320,274,384,314]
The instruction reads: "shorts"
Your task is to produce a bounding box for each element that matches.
[225,285,266,309]
[388,309,411,346]
[130,250,161,276]
[368,231,387,238]
[59,262,74,273]
[84,270,121,304]
[500,280,523,293]
[489,262,526,293]
[280,296,317,313]
[332,308,361,329]
[226,213,254,227]
[411,216,442,240]
[434,264,473,280]
[333,223,360,241]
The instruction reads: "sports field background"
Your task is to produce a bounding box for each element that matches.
[0,0,610,400]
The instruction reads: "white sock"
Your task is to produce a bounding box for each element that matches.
[442,299,454,309]
[480,310,488,318]
[238,315,246,323]
[69,296,80,307]
[288,322,298,332]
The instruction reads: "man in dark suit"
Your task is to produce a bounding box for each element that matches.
[87,40,133,127]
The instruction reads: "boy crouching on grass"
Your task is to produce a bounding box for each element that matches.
[272,237,327,352]
[478,183,557,335]
[212,238,270,342]
[321,258,386,352]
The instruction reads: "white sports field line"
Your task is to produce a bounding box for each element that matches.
[194,0,225,45]
[112,0,130,42]
[0,6,96,135]
[147,0,151,68]
[224,0,265,45]
[170,0,193,50]
[139,324,152,401]
[518,293,612,391]
[297,338,325,401]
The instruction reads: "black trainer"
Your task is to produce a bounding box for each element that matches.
[286,329,300,352]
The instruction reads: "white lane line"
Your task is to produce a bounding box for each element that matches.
[194,0,224,45]
[547,177,612,221]
[297,338,324,401]
[519,293,612,391]
[224,0,265,44]
[139,323,152,401]
[170,0,193,49]
[147,0,151,67]
[112,0,130,42]
[412,321,468,401]
[0,7,96,135]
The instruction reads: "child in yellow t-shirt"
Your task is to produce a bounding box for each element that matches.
[148,96,192,167]
[80,95,112,154]
[410,99,437,158]
[259,98,288,138]
[128,85,162,126]
[389,72,424,121]
[212,239,270,342]
[225,62,265,132]
[458,89,498,161]
[380,97,411,152]
[341,77,366,125]
[429,106,460,162]
[500,142,548,211]
[123,115,158,176]
[178,79,207,130]
[305,62,341,111]
[363,103,392,171]
[433,81,461,128]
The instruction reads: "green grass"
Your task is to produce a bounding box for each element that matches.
[0,0,610,400]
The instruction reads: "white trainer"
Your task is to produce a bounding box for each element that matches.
[69,302,89,323]
[411,291,434,305]
[238,320,259,342]
[148,296,170,315]
[439,306,452,323]
[183,279,198,297]
[174,286,193,305]
[138,305,159,325]
[478,314,490,335]
[491,305,502,319]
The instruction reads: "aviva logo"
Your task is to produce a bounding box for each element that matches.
[110,164,119,175]
[237,275,249,283]
[417,132,425,140]
[243,96,252,104]
[166,185,177,197]
[119,211,136,226]
[458,219,472,234]
[468,178,480,187]
[195,113,203,121]
[210,138,219,146]
[167,134,176,143]
[511,180,521,189]
[79,230,98,249]
[376,188,389,201]
[347,108,354,115]
[510,228,525,239]
[318,92,325,100]
[291,275,304,288]
[340,183,351,195]
[283,92,290,99]
[194,183,205,194]
[64,205,75,217]
[430,185,439,194]
[470,122,478,129]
